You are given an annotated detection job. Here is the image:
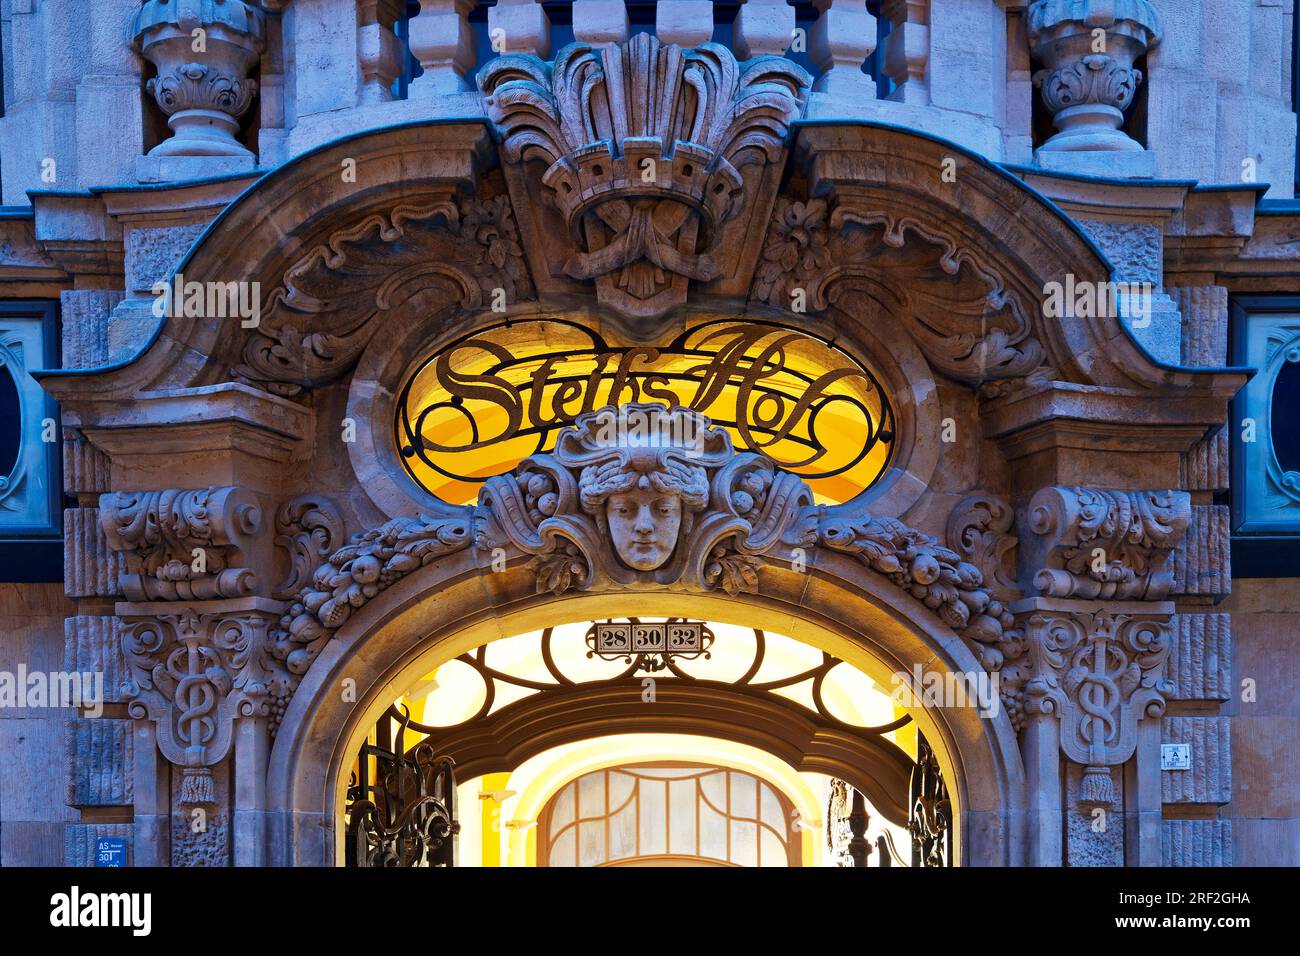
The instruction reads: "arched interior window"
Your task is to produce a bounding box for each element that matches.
[539,763,798,867]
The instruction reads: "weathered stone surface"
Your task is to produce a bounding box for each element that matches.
[60,289,122,369]
[1162,818,1232,866]
[1185,427,1228,494]
[1168,612,1231,702]
[124,223,206,296]
[62,429,111,497]
[1079,219,1162,286]
[1172,504,1231,598]
[1065,761,1124,866]
[63,614,125,704]
[1172,284,1228,367]
[1162,716,1232,805]
[64,507,124,599]
[64,718,133,807]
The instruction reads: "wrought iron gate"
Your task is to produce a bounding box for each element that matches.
[345,704,459,867]
[908,734,953,867]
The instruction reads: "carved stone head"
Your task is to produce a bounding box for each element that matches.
[579,446,709,571]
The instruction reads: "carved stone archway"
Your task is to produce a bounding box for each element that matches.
[35,33,1247,869]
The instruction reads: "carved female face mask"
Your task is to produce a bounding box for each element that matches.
[606,484,684,571]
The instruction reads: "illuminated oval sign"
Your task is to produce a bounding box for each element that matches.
[397,318,894,505]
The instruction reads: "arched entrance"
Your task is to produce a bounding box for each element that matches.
[265,554,1028,866]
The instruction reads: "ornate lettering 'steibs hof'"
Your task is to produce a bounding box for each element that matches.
[398,319,894,505]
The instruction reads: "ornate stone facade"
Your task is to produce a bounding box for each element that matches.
[1,2,1294,871]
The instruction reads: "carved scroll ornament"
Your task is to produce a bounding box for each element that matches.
[233,195,533,396]
[1026,486,1190,600]
[481,35,809,318]
[100,486,262,601]
[1017,606,1173,804]
[751,197,1046,386]
[122,604,289,803]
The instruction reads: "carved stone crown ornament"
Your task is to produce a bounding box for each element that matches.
[1027,0,1162,153]
[133,0,266,158]
[480,34,811,318]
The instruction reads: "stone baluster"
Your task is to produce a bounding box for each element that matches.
[655,0,713,47]
[1027,0,1162,154]
[408,0,477,96]
[132,0,266,160]
[573,0,629,44]
[734,0,794,59]
[882,0,929,104]
[488,0,551,57]
[810,0,876,99]
[358,0,404,104]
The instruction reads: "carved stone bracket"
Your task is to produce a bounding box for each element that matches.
[1010,597,1174,805]
[947,494,1022,603]
[233,195,534,397]
[1024,487,1191,600]
[120,597,290,804]
[101,487,263,601]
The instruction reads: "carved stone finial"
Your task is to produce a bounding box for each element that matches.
[1027,0,1161,153]
[480,35,810,318]
[133,0,266,158]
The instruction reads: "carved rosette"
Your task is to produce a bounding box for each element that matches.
[751,196,1046,386]
[121,603,290,804]
[480,34,810,318]
[133,0,266,158]
[1027,0,1162,152]
[1025,486,1190,600]
[1016,605,1173,804]
[233,196,533,397]
[100,487,262,601]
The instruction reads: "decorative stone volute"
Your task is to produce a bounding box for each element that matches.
[133,0,266,158]
[1027,0,1161,153]
[480,34,810,318]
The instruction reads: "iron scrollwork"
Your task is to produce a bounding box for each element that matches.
[345,707,459,868]
[908,734,953,868]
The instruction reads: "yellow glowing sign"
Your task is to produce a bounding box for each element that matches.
[397,318,893,505]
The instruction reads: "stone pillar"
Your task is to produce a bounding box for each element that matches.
[1027,0,1161,176]
[357,0,404,104]
[573,0,629,44]
[408,0,477,96]
[132,0,266,179]
[1008,486,1192,866]
[734,0,795,59]
[655,0,714,47]
[488,0,550,57]
[76,0,147,189]
[809,1,876,100]
[882,0,929,105]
